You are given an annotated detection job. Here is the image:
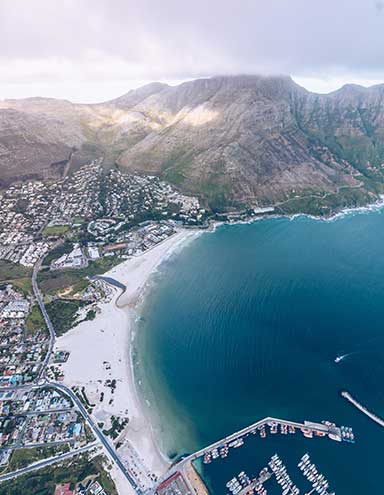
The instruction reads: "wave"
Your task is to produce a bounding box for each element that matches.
[201,195,384,239]
[288,195,384,224]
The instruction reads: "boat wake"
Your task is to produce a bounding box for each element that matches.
[335,354,348,363]
[335,351,359,363]
[334,334,384,364]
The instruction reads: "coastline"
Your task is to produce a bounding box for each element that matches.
[52,195,384,491]
[54,229,201,488]
[205,194,384,236]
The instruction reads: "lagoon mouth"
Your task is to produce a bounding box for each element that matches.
[135,210,384,494]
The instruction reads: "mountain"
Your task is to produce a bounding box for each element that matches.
[2,75,384,211]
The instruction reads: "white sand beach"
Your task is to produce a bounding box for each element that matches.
[55,230,199,489]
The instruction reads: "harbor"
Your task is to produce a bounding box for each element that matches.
[222,450,339,495]
[184,416,354,466]
[298,453,334,495]
[155,416,355,495]
[137,212,384,495]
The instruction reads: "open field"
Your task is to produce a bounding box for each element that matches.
[46,299,92,336]
[1,445,70,474]
[38,257,124,295]
[42,225,71,237]
[25,304,47,334]
[0,261,32,294]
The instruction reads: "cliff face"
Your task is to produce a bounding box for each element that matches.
[2,76,384,208]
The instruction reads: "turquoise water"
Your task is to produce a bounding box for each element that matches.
[135,209,384,494]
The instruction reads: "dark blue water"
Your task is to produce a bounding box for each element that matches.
[135,209,384,494]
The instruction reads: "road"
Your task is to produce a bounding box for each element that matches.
[0,384,36,393]
[32,258,56,380]
[2,407,73,420]
[49,382,141,492]
[0,439,76,453]
[10,256,143,493]
[0,442,98,483]
[1,380,142,491]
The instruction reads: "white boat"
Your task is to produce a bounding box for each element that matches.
[335,354,347,363]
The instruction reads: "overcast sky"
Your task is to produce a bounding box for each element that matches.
[1,0,384,102]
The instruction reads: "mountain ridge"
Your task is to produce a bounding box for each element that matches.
[2,75,384,211]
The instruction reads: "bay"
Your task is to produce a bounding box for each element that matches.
[135,209,384,494]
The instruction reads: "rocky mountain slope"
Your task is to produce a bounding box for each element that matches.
[2,76,384,210]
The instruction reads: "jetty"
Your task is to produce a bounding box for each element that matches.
[341,390,384,427]
[183,416,343,464]
[156,415,354,495]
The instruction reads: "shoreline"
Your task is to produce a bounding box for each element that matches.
[213,194,384,230]
[54,229,201,488]
[52,196,384,490]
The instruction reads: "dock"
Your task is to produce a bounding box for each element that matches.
[156,415,354,495]
[183,416,343,465]
[342,390,384,427]
[236,468,272,495]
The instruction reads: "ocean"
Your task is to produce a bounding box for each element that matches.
[134,208,384,494]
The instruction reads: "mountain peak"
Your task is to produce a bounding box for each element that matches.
[1,74,384,212]
[109,82,169,108]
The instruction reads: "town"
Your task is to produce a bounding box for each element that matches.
[0,157,215,495]
[0,280,111,494]
[0,159,278,495]
[0,160,207,494]
[0,160,206,266]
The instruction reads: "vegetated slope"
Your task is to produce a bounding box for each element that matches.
[2,76,384,210]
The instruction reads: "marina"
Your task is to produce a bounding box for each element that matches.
[138,213,384,494]
[156,416,355,495]
[222,451,338,495]
[186,417,353,466]
[298,453,334,495]
[226,467,271,495]
[269,454,299,495]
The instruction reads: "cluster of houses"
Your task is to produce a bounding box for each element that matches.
[0,159,206,268]
[51,243,89,270]
[0,240,51,267]
[0,160,102,265]
[0,180,51,246]
[0,285,48,387]
[101,168,204,224]
[19,241,52,267]
[0,409,84,449]
[89,219,177,258]
[0,284,85,459]
[0,388,72,417]
[0,386,85,454]
[49,221,180,272]
[78,279,113,303]
[23,409,83,446]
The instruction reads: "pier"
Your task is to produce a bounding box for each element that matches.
[342,390,384,427]
[182,416,343,464]
[156,415,354,495]
[236,470,272,495]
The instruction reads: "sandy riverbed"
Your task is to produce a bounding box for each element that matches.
[55,230,199,491]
